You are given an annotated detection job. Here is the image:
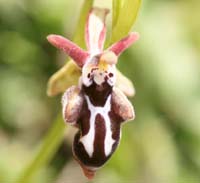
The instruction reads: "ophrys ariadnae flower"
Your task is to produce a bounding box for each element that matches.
[47,7,139,179]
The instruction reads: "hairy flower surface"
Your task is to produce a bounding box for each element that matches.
[47,7,139,179]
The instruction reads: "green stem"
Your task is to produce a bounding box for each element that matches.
[15,0,94,182]
[16,114,65,183]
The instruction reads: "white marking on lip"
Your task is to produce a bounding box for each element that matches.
[79,95,115,157]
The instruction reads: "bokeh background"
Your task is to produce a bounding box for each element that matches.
[0,0,200,182]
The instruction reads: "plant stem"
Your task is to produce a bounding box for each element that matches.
[16,114,65,183]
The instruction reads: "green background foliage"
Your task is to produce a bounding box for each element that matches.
[0,0,200,182]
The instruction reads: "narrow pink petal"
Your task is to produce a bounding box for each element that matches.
[108,32,139,56]
[85,8,109,55]
[47,34,89,67]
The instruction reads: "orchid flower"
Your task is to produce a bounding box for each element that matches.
[47,7,139,179]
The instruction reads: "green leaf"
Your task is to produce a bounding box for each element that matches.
[110,0,141,44]
[112,0,121,28]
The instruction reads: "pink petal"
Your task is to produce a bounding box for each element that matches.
[47,34,89,67]
[85,8,109,55]
[108,32,139,56]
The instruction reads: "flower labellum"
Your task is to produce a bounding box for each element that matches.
[47,7,139,179]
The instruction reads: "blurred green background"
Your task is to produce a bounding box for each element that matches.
[0,0,200,183]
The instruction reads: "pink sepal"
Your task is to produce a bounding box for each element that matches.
[47,35,89,67]
[85,8,109,54]
[108,32,139,56]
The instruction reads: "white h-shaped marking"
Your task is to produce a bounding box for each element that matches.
[79,95,115,157]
